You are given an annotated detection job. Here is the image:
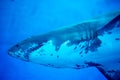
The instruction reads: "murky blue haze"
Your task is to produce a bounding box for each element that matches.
[0,0,120,80]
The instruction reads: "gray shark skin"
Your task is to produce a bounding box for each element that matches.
[8,11,120,80]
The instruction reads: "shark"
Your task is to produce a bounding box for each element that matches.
[8,10,120,80]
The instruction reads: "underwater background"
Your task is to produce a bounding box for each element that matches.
[0,0,120,80]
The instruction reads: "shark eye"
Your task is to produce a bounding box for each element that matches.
[15,44,19,47]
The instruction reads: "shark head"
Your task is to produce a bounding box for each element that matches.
[8,37,43,61]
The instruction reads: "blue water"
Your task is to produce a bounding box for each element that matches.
[1,0,120,80]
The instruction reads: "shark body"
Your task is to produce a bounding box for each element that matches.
[8,11,120,80]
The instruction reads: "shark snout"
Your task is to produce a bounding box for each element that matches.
[8,44,20,56]
[8,44,30,61]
